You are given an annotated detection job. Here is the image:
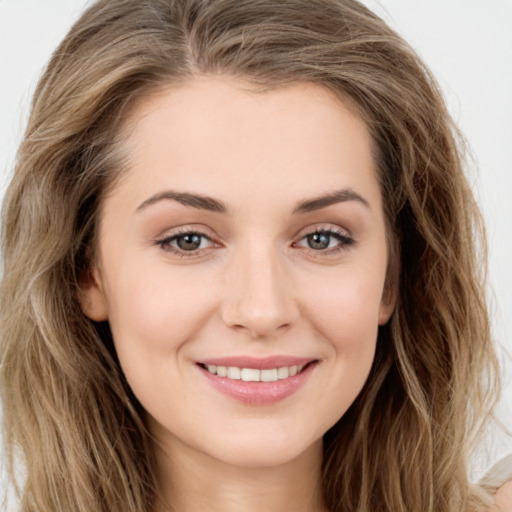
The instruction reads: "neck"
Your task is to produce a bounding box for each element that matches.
[152,436,327,512]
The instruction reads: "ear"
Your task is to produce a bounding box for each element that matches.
[78,266,109,321]
[378,283,397,325]
[378,256,399,326]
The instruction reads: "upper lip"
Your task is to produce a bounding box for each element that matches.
[197,356,316,370]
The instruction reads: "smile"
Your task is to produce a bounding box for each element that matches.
[197,358,318,404]
[203,364,305,382]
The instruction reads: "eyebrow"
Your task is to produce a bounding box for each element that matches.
[292,188,370,214]
[136,187,370,215]
[136,191,228,214]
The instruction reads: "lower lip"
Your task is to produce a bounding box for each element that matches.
[197,362,317,405]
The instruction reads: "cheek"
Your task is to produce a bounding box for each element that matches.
[103,264,221,410]
[103,262,217,365]
[303,273,382,425]
[305,270,383,350]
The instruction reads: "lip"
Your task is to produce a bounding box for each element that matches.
[198,355,314,369]
[196,356,318,405]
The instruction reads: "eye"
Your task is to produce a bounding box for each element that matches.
[156,230,214,255]
[295,229,354,253]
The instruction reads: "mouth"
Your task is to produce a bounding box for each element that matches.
[196,358,319,405]
[197,361,315,382]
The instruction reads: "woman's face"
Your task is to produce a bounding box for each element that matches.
[81,77,395,468]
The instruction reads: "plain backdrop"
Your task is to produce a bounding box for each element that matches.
[1,0,511,505]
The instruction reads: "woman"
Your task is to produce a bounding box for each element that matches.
[1,0,509,511]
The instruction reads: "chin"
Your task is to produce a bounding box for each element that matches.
[201,428,324,469]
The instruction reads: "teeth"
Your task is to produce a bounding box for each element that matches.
[277,367,289,379]
[204,364,307,381]
[241,368,260,381]
[227,367,241,379]
[260,369,278,382]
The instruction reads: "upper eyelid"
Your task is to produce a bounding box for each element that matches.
[155,225,216,241]
[157,230,216,246]
[295,223,352,239]
[155,223,352,242]
[164,231,213,242]
[156,223,350,238]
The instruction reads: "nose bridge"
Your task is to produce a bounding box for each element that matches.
[221,238,297,337]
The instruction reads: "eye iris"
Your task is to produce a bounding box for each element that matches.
[307,232,330,250]
[177,234,202,251]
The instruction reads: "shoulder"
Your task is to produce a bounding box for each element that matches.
[490,479,512,512]
[480,454,512,512]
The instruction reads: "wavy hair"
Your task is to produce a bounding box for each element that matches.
[1,0,499,510]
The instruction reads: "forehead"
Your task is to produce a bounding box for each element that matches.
[107,77,382,216]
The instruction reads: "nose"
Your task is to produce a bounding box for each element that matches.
[220,244,299,339]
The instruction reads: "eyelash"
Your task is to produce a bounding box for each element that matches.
[155,228,216,258]
[155,227,354,258]
[293,228,355,255]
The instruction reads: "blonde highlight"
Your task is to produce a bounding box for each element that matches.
[1,1,499,511]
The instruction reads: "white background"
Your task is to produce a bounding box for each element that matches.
[1,0,511,503]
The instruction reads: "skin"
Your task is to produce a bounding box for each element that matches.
[492,481,512,512]
[80,77,396,512]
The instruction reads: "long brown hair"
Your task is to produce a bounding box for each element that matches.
[1,1,499,510]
